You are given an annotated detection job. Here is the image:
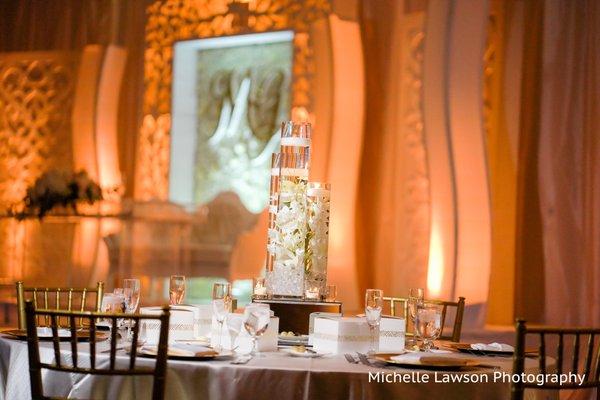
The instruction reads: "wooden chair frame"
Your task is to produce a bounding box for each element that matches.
[25,300,170,400]
[16,281,104,329]
[512,319,600,400]
[383,296,465,342]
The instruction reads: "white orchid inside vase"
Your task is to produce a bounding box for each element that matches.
[269,177,308,297]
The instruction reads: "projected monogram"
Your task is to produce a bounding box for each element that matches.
[136,0,331,201]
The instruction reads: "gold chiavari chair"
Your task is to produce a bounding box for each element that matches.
[512,319,600,400]
[25,300,170,400]
[383,296,465,342]
[16,281,104,330]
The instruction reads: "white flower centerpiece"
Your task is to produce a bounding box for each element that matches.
[304,182,331,297]
[265,121,332,300]
[268,155,309,298]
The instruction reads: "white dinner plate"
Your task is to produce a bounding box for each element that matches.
[281,347,329,358]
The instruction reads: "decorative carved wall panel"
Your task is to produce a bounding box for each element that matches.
[392,13,430,293]
[136,0,331,200]
[0,53,77,206]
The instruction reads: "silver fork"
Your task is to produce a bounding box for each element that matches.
[344,353,359,364]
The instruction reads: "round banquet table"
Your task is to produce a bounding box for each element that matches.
[0,336,556,400]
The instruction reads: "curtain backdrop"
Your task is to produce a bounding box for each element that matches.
[1,0,598,326]
[537,0,600,327]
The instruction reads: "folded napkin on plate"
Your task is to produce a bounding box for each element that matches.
[471,342,514,352]
[37,327,70,337]
[141,344,218,357]
[390,353,470,366]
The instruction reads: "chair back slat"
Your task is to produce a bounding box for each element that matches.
[69,315,78,369]
[68,290,73,312]
[594,342,600,382]
[16,281,105,330]
[24,301,44,399]
[440,304,448,330]
[557,333,564,375]
[90,317,97,370]
[584,333,595,380]
[24,300,170,400]
[109,317,118,369]
[382,296,465,342]
[572,333,580,374]
[130,316,141,370]
[50,314,61,368]
[511,320,600,400]
[153,310,170,400]
[538,332,546,375]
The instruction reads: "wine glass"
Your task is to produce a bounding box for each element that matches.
[100,293,125,328]
[212,282,231,352]
[123,279,141,313]
[227,316,243,352]
[243,304,271,356]
[407,288,424,348]
[415,303,442,351]
[123,279,141,340]
[365,289,383,355]
[169,275,186,305]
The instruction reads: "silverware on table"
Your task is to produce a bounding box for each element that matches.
[230,355,253,365]
[344,353,359,364]
[356,352,373,367]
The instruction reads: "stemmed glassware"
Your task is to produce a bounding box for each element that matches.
[123,279,141,340]
[100,292,125,328]
[243,304,271,356]
[169,275,186,305]
[227,316,243,352]
[212,282,232,352]
[407,288,424,349]
[365,289,383,355]
[415,303,443,351]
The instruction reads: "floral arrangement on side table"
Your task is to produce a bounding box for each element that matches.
[17,169,102,219]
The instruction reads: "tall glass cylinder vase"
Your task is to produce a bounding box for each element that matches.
[280,121,311,165]
[304,182,331,299]
[268,152,309,298]
[265,153,282,296]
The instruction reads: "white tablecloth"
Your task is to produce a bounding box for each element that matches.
[0,336,555,400]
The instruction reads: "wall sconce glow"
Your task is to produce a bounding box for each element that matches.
[426,224,444,298]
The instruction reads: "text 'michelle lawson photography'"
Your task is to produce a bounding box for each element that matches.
[368,371,587,386]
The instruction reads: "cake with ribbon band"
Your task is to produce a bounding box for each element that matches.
[311,316,405,354]
[140,305,205,344]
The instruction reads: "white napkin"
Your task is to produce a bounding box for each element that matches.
[471,342,514,352]
[37,327,71,338]
[141,343,216,357]
[390,352,422,362]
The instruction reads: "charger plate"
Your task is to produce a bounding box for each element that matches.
[447,343,537,357]
[131,344,232,361]
[1,329,109,342]
[375,353,481,370]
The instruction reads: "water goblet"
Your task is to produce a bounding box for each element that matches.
[100,293,125,329]
[407,288,424,348]
[212,282,231,352]
[365,288,383,355]
[227,316,243,352]
[243,304,271,356]
[169,275,186,305]
[415,303,442,351]
[123,279,141,340]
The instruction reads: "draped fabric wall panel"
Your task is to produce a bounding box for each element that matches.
[1,0,598,326]
[538,0,600,327]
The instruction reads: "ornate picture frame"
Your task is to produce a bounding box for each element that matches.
[135,0,331,200]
